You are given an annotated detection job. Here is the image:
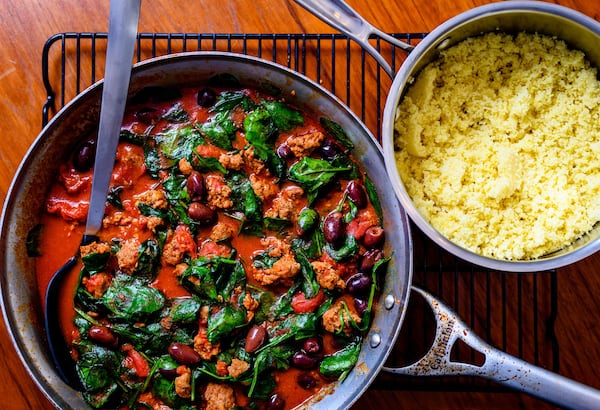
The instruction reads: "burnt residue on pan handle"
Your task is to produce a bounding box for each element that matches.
[384,287,600,410]
[293,0,413,77]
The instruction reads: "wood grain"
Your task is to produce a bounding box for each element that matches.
[0,1,598,409]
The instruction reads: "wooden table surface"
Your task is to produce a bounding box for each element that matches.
[1,0,599,409]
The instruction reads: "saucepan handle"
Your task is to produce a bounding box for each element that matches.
[293,0,413,78]
[383,287,600,410]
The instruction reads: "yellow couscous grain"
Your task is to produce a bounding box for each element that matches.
[394,32,600,260]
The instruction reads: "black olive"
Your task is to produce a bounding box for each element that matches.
[73,138,96,172]
[197,87,217,107]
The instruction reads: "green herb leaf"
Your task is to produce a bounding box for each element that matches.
[319,339,361,380]
[103,274,165,321]
[133,239,162,279]
[156,125,205,164]
[26,224,43,257]
[262,100,304,131]
[198,110,237,150]
[75,342,121,392]
[207,303,247,343]
[288,157,351,205]
[81,251,110,276]
[162,103,190,123]
[211,91,255,113]
[106,186,124,210]
[364,175,383,224]
[324,235,359,261]
[320,117,354,150]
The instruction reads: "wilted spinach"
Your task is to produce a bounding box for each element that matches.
[155,125,205,165]
[319,339,361,380]
[179,256,241,301]
[320,117,354,150]
[103,274,165,321]
[288,157,351,205]
[162,103,190,123]
[243,109,286,178]
[197,110,237,149]
[207,303,248,343]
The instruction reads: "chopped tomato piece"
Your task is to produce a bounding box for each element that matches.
[292,290,325,313]
[346,208,379,240]
[125,345,150,378]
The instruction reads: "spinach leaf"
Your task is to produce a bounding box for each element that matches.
[75,342,121,392]
[215,260,246,300]
[81,251,110,276]
[288,157,351,205]
[103,274,165,321]
[243,109,286,178]
[293,249,320,299]
[133,239,162,279]
[119,129,147,146]
[162,173,190,207]
[211,90,255,113]
[198,110,236,149]
[155,125,205,164]
[320,117,354,150]
[152,376,187,408]
[144,141,162,179]
[364,175,383,224]
[247,345,293,398]
[319,339,361,380]
[82,383,118,409]
[26,224,43,257]
[169,297,201,324]
[290,230,324,260]
[252,250,279,270]
[324,234,359,261]
[191,152,227,174]
[248,286,292,323]
[264,217,291,233]
[106,186,124,210]
[262,100,304,131]
[262,313,317,349]
[226,172,264,236]
[161,174,200,231]
[162,103,190,123]
[179,256,238,301]
[207,303,247,343]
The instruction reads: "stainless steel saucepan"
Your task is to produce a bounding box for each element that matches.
[0,52,412,410]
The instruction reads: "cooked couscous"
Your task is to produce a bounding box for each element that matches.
[394,32,600,260]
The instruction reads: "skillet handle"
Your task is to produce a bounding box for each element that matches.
[383,286,600,410]
[293,0,413,78]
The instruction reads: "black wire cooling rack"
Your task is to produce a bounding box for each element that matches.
[41,32,559,392]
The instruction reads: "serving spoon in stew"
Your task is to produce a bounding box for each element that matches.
[44,0,141,390]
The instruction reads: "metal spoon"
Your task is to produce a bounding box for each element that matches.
[44,0,140,390]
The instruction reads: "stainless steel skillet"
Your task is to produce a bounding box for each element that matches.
[0,52,412,410]
[294,0,600,408]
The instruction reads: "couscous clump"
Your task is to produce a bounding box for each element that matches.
[394,32,600,260]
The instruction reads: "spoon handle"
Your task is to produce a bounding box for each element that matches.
[44,0,141,391]
[85,0,141,235]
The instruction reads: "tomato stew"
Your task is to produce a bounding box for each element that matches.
[35,79,390,409]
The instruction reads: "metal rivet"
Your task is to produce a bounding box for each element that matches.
[370,333,381,348]
[384,294,395,310]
